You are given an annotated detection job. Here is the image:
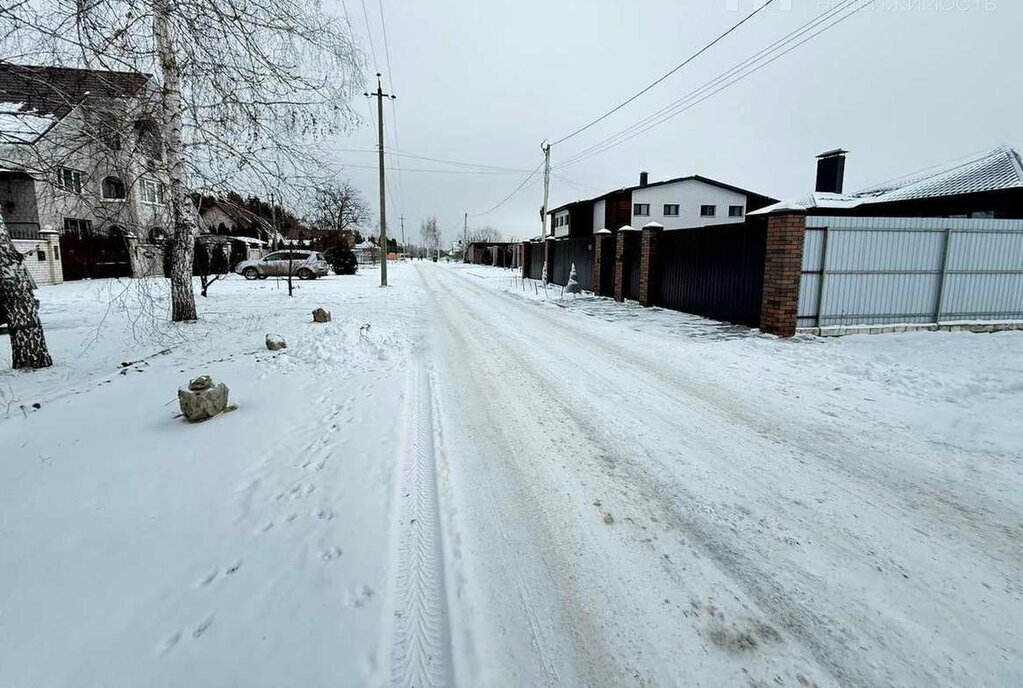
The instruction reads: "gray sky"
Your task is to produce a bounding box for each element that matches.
[330,0,1021,243]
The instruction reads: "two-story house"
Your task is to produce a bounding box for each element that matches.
[547,171,777,239]
[0,63,172,282]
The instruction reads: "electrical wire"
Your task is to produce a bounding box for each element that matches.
[551,0,778,146]
[468,160,545,217]
[556,0,870,169]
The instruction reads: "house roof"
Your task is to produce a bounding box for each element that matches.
[548,174,777,215]
[0,63,151,144]
[199,198,273,231]
[751,146,1023,215]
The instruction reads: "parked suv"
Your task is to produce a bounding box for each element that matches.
[235,250,330,280]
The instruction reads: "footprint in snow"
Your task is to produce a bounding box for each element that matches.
[225,560,243,575]
[196,568,218,588]
[344,585,374,608]
[321,546,343,562]
[159,630,182,654]
[192,614,215,639]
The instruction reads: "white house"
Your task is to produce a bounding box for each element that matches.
[548,171,777,238]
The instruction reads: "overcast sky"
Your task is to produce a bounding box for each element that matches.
[328,0,1021,244]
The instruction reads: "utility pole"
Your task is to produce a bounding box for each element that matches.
[365,73,395,286]
[399,214,406,260]
[541,141,551,238]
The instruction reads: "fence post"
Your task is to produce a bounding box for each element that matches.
[39,226,63,285]
[639,222,663,307]
[593,229,611,295]
[934,227,952,325]
[543,237,555,283]
[815,226,830,330]
[760,212,806,337]
[613,227,629,302]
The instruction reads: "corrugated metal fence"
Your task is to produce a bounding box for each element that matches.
[622,232,642,300]
[656,222,766,327]
[799,216,1023,328]
[551,237,594,290]
[526,241,544,280]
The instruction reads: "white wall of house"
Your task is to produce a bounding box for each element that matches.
[592,198,606,232]
[13,233,62,286]
[630,180,748,229]
[552,209,571,238]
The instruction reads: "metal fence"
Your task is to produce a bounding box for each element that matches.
[799,216,1023,329]
[621,231,642,300]
[7,222,41,240]
[551,237,594,290]
[526,241,544,280]
[656,222,766,327]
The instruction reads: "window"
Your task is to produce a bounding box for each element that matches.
[57,167,84,193]
[700,205,716,217]
[264,252,286,261]
[135,119,163,160]
[63,218,93,236]
[633,203,650,216]
[663,204,680,217]
[728,205,745,217]
[37,249,46,261]
[101,176,126,200]
[98,121,122,151]
[140,179,166,205]
[149,226,167,243]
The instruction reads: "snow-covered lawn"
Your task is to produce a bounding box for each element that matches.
[2,261,1021,687]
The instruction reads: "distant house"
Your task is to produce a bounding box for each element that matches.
[353,239,378,264]
[0,63,172,283]
[547,171,777,238]
[198,198,272,240]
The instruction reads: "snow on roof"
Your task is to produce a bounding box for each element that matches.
[354,240,376,249]
[0,102,57,144]
[751,146,1023,216]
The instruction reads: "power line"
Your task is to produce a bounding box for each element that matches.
[358,0,379,69]
[468,160,545,217]
[341,163,530,175]
[556,0,870,169]
[551,0,778,146]
[331,146,532,172]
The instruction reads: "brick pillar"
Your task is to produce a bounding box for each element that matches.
[521,241,530,279]
[760,212,807,337]
[638,222,663,307]
[39,227,63,285]
[544,237,555,283]
[613,230,626,302]
[593,231,611,296]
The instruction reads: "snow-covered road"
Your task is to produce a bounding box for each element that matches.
[2,262,1020,687]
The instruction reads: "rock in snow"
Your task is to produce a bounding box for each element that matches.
[177,375,229,422]
[312,308,332,323]
[265,334,287,350]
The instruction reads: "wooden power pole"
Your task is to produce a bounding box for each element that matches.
[366,73,395,286]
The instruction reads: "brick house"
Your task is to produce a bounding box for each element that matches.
[0,63,172,283]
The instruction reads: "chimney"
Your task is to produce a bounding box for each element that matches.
[639,171,649,187]
[815,149,847,194]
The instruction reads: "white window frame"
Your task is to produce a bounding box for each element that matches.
[663,204,680,217]
[56,167,84,193]
[700,205,717,217]
[140,178,166,205]
[728,205,745,218]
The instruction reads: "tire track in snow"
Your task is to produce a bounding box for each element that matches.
[387,360,452,688]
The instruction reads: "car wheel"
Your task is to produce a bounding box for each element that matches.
[243,267,259,280]
[297,268,314,280]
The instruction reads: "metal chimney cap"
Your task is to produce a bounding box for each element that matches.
[817,148,849,159]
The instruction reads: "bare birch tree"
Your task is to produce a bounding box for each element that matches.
[2,0,364,321]
[0,214,52,369]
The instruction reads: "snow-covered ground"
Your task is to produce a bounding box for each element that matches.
[2,262,1021,687]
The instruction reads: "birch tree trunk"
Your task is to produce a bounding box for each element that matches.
[153,0,198,322]
[0,217,53,369]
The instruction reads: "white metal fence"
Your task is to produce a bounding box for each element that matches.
[798,216,1023,329]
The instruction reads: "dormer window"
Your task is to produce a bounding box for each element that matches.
[101,176,126,200]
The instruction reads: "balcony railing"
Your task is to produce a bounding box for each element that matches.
[6,222,42,240]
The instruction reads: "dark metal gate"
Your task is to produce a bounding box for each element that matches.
[655,221,766,327]
[552,237,594,290]
[59,226,132,281]
[621,231,642,301]
[527,242,544,280]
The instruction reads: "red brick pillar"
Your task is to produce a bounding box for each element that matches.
[613,228,628,302]
[521,241,530,279]
[593,230,611,295]
[544,237,555,283]
[760,212,807,337]
[639,222,663,307]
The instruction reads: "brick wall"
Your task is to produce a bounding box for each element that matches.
[760,213,806,337]
[592,233,610,295]
[638,225,662,307]
[13,234,63,286]
[613,231,626,302]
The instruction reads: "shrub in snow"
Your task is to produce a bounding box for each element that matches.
[564,263,581,294]
[312,308,332,323]
[178,375,229,422]
[265,334,287,351]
